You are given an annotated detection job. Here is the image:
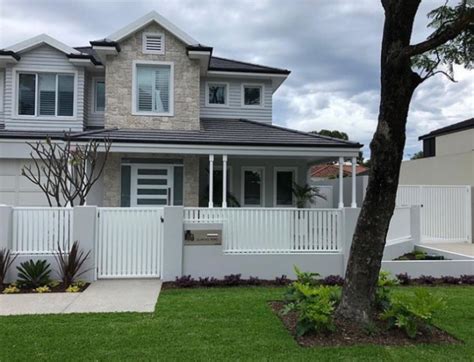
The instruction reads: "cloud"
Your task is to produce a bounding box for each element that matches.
[0,0,472,159]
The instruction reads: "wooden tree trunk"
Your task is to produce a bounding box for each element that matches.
[336,0,423,323]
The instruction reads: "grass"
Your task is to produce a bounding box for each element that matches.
[1,286,473,361]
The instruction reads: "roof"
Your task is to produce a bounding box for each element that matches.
[4,34,80,55]
[310,163,368,178]
[0,119,362,149]
[419,118,474,140]
[209,56,290,75]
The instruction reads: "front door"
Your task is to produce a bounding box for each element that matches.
[130,164,173,207]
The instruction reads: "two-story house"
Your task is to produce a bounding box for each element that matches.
[0,11,362,208]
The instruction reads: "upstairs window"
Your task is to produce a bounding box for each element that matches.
[242,84,263,107]
[17,72,75,117]
[206,82,228,107]
[143,33,165,54]
[133,62,173,116]
[94,79,105,112]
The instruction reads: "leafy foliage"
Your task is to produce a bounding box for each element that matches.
[0,248,17,286]
[291,183,326,208]
[396,273,412,285]
[313,129,349,140]
[16,259,51,289]
[55,241,91,287]
[320,275,345,286]
[410,151,424,160]
[381,289,446,338]
[375,271,398,310]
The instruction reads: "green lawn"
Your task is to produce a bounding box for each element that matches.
[1,286,473,361]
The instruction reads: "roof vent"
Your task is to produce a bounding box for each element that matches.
[143,33,164,54]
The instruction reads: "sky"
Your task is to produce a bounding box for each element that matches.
[1,0,472,158]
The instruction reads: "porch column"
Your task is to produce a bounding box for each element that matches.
[351,156,357,208]
[338,156,344,208]
[222,155,228,208]
[208,154,214,208]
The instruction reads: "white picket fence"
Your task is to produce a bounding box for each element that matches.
[11,207,73,254]
[96,208,164,278]
[397,185,472,243]
[184,208,343,254]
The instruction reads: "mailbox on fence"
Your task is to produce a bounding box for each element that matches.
[184,223,223,245]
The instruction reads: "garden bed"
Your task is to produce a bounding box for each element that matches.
[395,251,447,261]
[270,301,459,347]
[1,282,90,294]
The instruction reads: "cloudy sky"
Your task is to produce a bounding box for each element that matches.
[1,0,472,158]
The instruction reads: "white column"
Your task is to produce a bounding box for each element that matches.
[338,156,344,208]
[208,154,214,208]
[351,156,357,208]
[222,155,228,208]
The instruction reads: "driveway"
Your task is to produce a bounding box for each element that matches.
[0,279,162,316]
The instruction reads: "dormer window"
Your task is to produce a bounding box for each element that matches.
[206,82,228,107]
[242,84,263,107]
[143,33,165,54]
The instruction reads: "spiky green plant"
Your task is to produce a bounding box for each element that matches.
[292,183,326,208]
[0,248,17,287]
[17,259,51,289]
[55,241,91,287]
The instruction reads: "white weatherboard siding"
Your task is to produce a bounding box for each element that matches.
[199,77,273,123]
[4,45,84,131]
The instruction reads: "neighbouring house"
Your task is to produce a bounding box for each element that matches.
[399,118,474,240]
[0,11,363,208]
[310,163,368,181]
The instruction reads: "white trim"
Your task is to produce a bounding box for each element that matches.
[131,60,174,117]
[107,11,198,45]
[5,34,80,55]
[241,166,265,207]
[12,68,78,120]
[207,70,288,78]
[130,164,174,207]
[209,154,214,208]
[92,77,105,114]
[273,167,297,207]
[205,81,229,107]
[142,32,165,54]
[241,83,264,108]
[0,70,4,113]
[338,157,344,208]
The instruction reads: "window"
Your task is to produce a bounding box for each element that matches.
[133,62,173,116]
[242,84,263,107]
[143,33,164,54]
[17,72,75,117]
[423,138,436,158]
[0,70,4,112]
[274,168,296,206]
[206,82,228,106]
[94,79,105,112]
[242,167,264,206]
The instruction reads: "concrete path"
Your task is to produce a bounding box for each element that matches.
[0,279,162,316]
[420,243,474,258]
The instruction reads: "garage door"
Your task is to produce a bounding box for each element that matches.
[0,159,49,206]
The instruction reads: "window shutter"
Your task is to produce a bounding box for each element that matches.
[38,73,56,115]
[144,34,164,54]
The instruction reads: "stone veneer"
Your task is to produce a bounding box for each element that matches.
[103,153,199,207]
[105,22,201,130]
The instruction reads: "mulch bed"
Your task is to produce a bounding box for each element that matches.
[395,252,447,261]
[270,301,460,347]
[1,283,90,294]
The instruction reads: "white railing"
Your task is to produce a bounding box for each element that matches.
[11,207,73,254]
[397,185,471,242]
[96,208,164,278]
[386,206,412,245]
[184,208,343,254]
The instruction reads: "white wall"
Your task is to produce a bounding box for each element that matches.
[312,175,368,208]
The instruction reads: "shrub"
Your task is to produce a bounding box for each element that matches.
[417,275,436,285]
[55,241,91,287]
[376,270,398,310]
[34,285,51,293]
[283,282,338,336]
[3,284,20,294]
[293,266,320,286]
[460,275,474,285]
[381,289,446,338]
[248,276,262,286]
[175,275,196,288]
[396,273,412,285]
[17,259,51,289]
[198,277,220,287]
[275,275,291,285]
[0,248,17,286]
[223,274,242,286]
[440,276,460,284]
[321,275,344,286]
[66,285,81,293]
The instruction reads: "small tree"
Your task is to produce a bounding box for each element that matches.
[411,151,424,160]
[292,183,326,208]
[22,136,111,207]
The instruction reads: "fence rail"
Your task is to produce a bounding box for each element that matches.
[184,208,342,254]
[11,207,73,254]
[397,185,471,242]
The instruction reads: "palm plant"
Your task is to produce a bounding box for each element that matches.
[0,248,17,287]
[55,241,91,287]
[17,259,51,288]
[292,183,326,208]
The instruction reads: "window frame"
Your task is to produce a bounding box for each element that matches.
[241,83,264,108]
[241,166,265,207]
[92,77,105,114]
[205,81,229,108]
[273,167,297,207]
[12,68,77,119]
[131,60,174,117]
[0,70,4,113]
[142,32,165,55]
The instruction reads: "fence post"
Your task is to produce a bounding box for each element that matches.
[161,206,184,281]
[341,208,360,274]
[0,205,13,250]
[73,206,97,282]
[410,205,422,244]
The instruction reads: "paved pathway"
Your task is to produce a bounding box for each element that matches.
[0,279,162,316]
[421,243,474,258]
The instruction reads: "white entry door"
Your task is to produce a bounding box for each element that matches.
[130,164,173,207]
